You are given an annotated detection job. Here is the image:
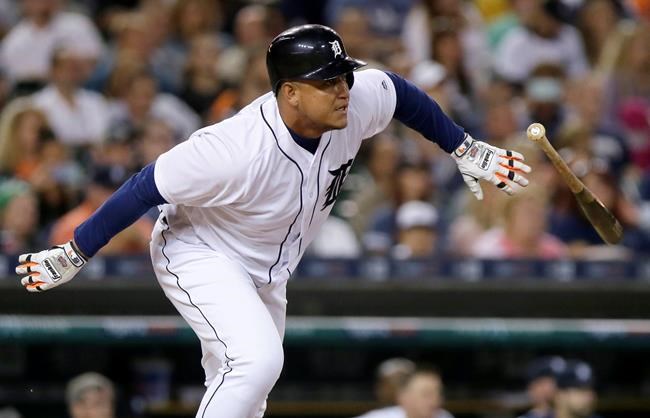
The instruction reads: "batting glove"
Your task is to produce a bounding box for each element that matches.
[16,241,87,292]
[452,134,531,200]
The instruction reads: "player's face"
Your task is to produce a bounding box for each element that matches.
[293,75,350,133]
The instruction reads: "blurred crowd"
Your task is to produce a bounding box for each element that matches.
[352,356,601,418]
[0,355,601,418]
[0,0,649,260]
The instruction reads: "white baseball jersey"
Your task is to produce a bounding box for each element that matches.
[154,69,396,287]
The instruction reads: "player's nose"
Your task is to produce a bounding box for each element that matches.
[335,76,349,97]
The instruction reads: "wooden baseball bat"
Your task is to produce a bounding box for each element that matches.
[526,123,623,245]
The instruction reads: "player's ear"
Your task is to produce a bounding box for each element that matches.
[282,82,300,107]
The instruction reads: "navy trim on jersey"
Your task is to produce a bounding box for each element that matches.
[385,71,465,153]
[308,134,332,228]
[287,125,321,154]
[261,103,304,284]
[160,223,233,416]
[74,162,167,257]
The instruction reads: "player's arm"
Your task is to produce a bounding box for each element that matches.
[385,71,531,200]
[15,162,167,292]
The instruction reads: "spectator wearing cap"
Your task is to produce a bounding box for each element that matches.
[0,0,104,95]
[393,200,439,259]
[553,360,602,418]
[518,356,566,418]
[410,60,450,114]
[494,0,588,84]
[49,165,153,254]
[66,372,115,418]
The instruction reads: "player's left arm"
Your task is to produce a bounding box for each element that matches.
[385,71,531,200]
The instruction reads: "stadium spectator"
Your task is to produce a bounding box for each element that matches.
[576,0,626,68]
[409,60,450,114]
[402,0,490,89]
[0,0,104,95]
[364,162,433,254]
[308,216,361,258]
[107,71,200,140]
[32,47,110,146]
[548,154,643,257]
[66,372,115,418]
[520,63,568,141]
[49,164,153,255]
[346,133,401,239]
[180,33,225,118]
[553,360,602,418]
[134,119,176,168]
[0,98,49,179]
[471,186,568,259]
[518,356,566,418]
[209,47,271,122]
[393,200,439,259]
[0,179,39,254]
[494,0,588,84]
[356,366,454,418]
[218,4,281,86]
[374,358,416,406]
[332,6,399,64]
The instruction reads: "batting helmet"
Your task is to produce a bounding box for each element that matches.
[266,24,366,94]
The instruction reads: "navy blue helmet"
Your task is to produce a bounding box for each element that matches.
[266,24,366,94]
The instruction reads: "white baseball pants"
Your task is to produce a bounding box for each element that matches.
[150,219,287,418]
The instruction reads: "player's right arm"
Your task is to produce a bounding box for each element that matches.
[15,161,168,291]
[16,129,247,292]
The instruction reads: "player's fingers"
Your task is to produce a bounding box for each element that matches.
[21,275,44,286]
[498,149,525,161]
[26,282,46,292]
[462,174,483,200]
[499,159,531,174]
[497,163,529,187]
[15,262,39,275]
[18,253,38,264]
[494,172,515,195]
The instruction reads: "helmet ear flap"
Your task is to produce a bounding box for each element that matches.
[346,72,354,89]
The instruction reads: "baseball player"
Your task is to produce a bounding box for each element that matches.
[15,25,530,418]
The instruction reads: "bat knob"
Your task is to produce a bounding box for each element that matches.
[527,123,546,142]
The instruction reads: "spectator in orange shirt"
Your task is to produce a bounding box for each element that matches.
[49,164,153,254]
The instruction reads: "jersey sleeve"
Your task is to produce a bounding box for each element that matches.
[348,69,397,139]
[154,129,249,207]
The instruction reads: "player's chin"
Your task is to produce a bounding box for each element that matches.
[329,112,348,129]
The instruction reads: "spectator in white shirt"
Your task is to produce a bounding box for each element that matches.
[494,0,588,84]
[32,47,110,146]
[0,0,104,94]
[356,367,454,418]
[107,71,200,140]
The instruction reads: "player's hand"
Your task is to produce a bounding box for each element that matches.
[452,134,531,200]
[15,241,87,292]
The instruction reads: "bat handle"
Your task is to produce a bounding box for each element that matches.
[526,123,584,194]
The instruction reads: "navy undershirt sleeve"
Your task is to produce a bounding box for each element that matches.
[385,71,465,153]
[73,162,167,258]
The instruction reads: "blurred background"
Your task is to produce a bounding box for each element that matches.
[0,0,649,417]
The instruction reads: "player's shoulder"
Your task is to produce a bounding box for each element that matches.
[351,69,393,92]
[185,94,275,154]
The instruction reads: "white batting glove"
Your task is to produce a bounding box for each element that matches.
[452,134,531,200]
[15,241,87,292]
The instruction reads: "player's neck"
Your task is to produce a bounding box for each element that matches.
[278,100,325,139]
